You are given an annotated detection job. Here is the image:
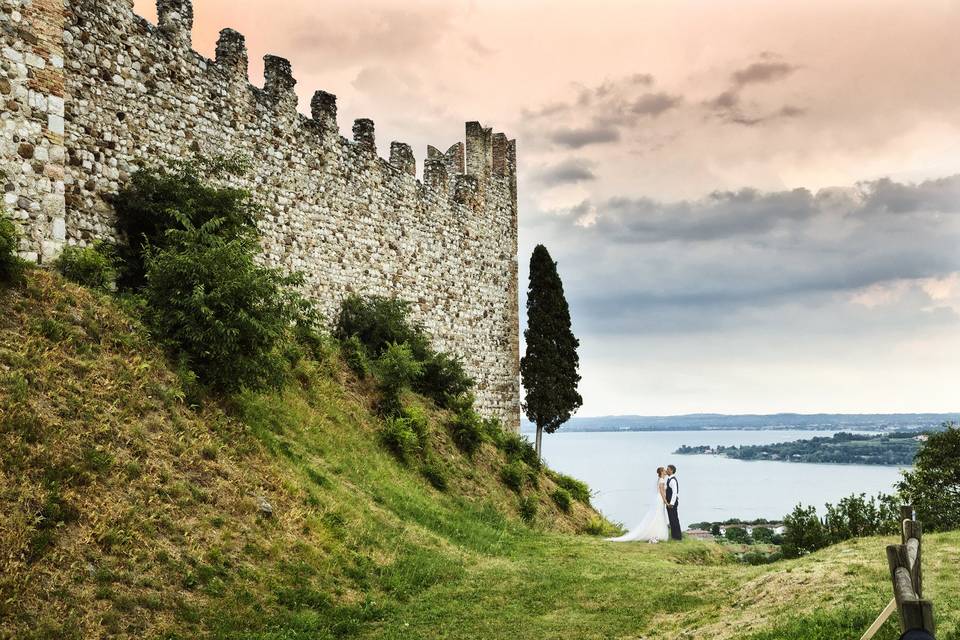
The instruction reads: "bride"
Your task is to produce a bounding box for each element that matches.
[606,467,670,543]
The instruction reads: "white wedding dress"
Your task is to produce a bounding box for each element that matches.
[606,477,670,542]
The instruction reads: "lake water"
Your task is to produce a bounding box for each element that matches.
[538,430,908,527]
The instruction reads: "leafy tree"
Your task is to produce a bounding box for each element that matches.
[724,526,750,544]
[781,504,828,558]
[898,423,960,531]
[520,244,582,457]
[710,523,722,537]
[823,493,899,543]
[752,526,774,543]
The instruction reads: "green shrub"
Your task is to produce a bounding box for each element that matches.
[53,244,115,291]
[741,550,782,565]
[551,487,572,513]
[335,294,474,405]
[447,406,484,457]
[550,471,591,504]
[341,335,370,379]
[499,461,525,493]
[113,155,255,290]
[583,515,613,536]
[336,295,429,358]
[518,495,538,523]
[142,217,310,392]
[401,405,430,449]
[420,456,448,491]
[381,416,420,462]
[0,213,24,286]
[502,432,540,470]
[374,342,423,415]
[420,350,474,408]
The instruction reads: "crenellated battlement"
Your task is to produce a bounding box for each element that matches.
[1,0,520,428]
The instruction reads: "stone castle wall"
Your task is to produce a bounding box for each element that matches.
[0,0,520,427]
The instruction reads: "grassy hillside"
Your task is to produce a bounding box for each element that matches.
[1,270,958,640]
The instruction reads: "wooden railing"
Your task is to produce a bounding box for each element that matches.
[860,505,936,640]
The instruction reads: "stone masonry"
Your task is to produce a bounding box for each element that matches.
[0,0,521,428]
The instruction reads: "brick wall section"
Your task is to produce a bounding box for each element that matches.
[1,0,521,428]
[1,0,66,262]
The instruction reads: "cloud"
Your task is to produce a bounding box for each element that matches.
[731,61,798,86]
[629,92,683,117]
[704,55,805,126]
[289,4,456,69]
[525,175,960,335]
[549,125,621,149]
[532,158,598,186]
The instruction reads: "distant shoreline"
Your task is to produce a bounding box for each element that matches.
[520,412,957,434]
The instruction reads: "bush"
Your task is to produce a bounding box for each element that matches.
[401,405,430,449]
[583,515,611,536]
[373,342,423,415]
[142,217,310,392]
[447,406,485,457]
[502,432,540,470]
[381,416,420,462]
[113,156,255,290]
[549,471,591,504]
[420,456,448,491]
[336,295,429,358]
[335,294,474,406]
[500,461,526,493]
[53,244,115,291]
[551,487,572,513]
[742,550,782,565]
[420,350,474,408]
[518,495,538,523]
[341,335,371,379]
[0,213,24,286]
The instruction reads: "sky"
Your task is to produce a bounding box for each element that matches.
[134,0,960,416]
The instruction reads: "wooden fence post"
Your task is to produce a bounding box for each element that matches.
[882,506,935,637]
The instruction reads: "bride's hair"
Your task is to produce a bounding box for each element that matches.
[656,466,665,477]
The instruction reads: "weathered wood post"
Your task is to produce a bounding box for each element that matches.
[885,506,934,636]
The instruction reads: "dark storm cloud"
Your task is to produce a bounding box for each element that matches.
[549,125,622,149]
[526,175,960,334]
[532,158,598,186]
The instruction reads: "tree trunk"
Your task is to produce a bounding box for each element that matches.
[535,424,543,458]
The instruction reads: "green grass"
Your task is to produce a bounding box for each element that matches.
[1,270,959,640]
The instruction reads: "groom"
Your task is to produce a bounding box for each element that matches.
[665,464,682,541]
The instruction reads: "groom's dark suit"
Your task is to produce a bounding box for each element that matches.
[665,475,682,540]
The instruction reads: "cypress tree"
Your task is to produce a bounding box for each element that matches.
[521,244,582,457]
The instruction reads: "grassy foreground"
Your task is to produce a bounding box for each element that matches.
[1,271,958,640]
